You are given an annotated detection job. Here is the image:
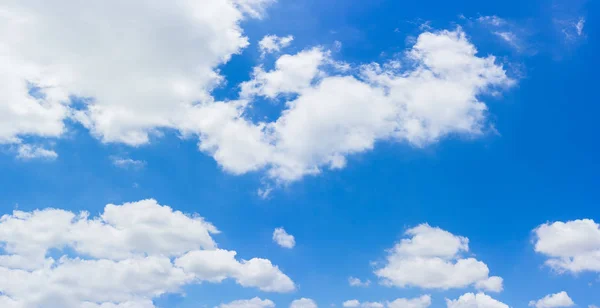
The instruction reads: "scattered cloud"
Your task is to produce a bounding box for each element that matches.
[343,301,382,308]
[219,298,275,308]
[446,293,509,308]
[361,303,384,308]
[348,277,371,287]
[0,199,294,307]
[494,31,519,49]
[343,300,360,308]
[333,41,343,51]
[575,18,585,36]
[558,17,586,41]
[475,276,504,293]
[257,186,273,199]
[375,224,503,291]
[291,299,318,308]
[111,157,146,170]
[16,144,58,160]
[273,228,296,248]
[477,16,507,27]
[240,47,328,99]
[529,292,575,308]
[234,29,513,182]
[388,296,432,308]
[533,219,600,273]
[1,0,515,184]
[342,296,431,308]
[474,15,527,52]
[259,35,294,57]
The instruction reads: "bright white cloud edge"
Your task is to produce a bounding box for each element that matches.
[446,293,509,308]
[375,224,503,291]
[533,219,600,273]
[529,292,575,308]
[0,199,294,307]
[273,227,296,248]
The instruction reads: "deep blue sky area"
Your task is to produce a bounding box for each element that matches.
[0,0,598,307]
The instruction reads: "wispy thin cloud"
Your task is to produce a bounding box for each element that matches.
[16,144,58,160]
[111,156,146,170]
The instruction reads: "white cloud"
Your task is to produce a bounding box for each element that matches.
[533,219,600,273]
[236,28,513,182]
[273,227,296,248]
[175,249,295,292]
[333,40,343,51]
[529,292,575,308]
[477,16,506,26]
[343,300,360,308]
[348,277,371,287]
[475,276,504,293]
[387,296,432,308]
[446,293,508,308]
[16,144,58,160]
[111,157,146,169]
[575,18,585,36]
[259,34,294,56]
[557,17,587,41]
[0,0,269,147]
[291,298,318,308]
[257,186,273,199]
[240,47,327,99]
[81,301,156,308]
[475,16,526,51]
[343,302,383,308]
[0,199,294,307]
[343,297,431,308]
[375,224,503,291]
[362,303,384,308]
[219,297,275,308]
[3,1,514,184]
[494,32,519,48]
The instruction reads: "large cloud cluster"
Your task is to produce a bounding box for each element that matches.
[0,199,294,307]
[1,0,513,181]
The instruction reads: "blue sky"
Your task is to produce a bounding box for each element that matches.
[0,0,599,307]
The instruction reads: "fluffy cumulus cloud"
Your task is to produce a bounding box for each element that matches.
[273,227,296,248]
[348,276,371,287]
[0,0,273,147]
[219,298,275,308]
[375,224,503,291]
[0,199,294,307]
[259,34,294,56]
[529,292,575,308]
[240,47,328,99]
[533,219,600,273]
[1,0,515,183]
[233,29,514,181]
[342,296,431,308]
[290,298,318,308]
[446,293,509,308]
